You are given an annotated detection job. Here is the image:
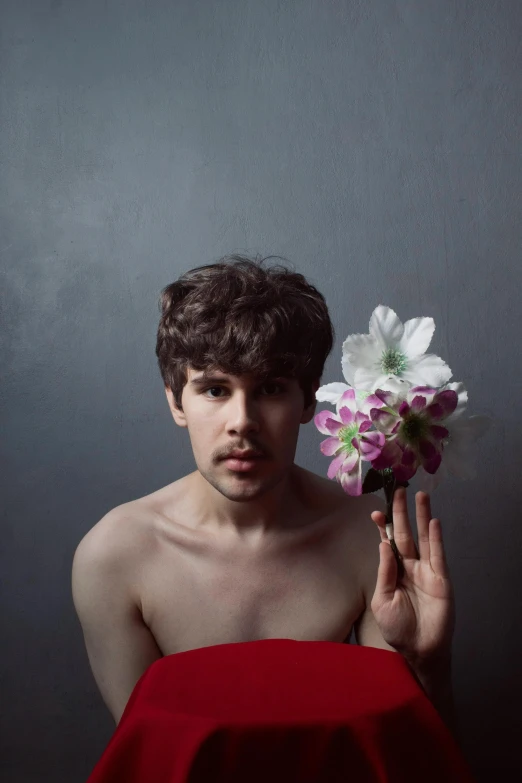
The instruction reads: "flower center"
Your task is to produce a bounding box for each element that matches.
[381,348,407,376]
[400,412,430,444]
[338,423,360,453]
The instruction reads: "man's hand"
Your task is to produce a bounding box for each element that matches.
[369,487,456,668]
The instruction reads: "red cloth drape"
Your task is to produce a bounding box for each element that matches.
[87,639,475,782]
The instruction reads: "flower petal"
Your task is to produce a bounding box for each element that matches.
[358,419,373,434]
[352,366,383,390]
[327,451,346,480]
[373,388,402,407]
[314,410,342,435]
[320,436,343,456]
[339,406,355,426]
[408,385,438,398]
[440,447,477,480]
[342,450,360,472]
[439,382,469,422]
[399,400,411,416]
[339,387,357,413]
[433,414,493,482]
[315,382,351,406]
[368,305,405,349]
[342,333,382,368]
[340,461,363,496]
[402,353,453,387]
[418,439,439,460]
[371,439,402,469]
[415,465,445,493]
[354,411,370,429]
[429,424,449,442]
[398,316,435,358]
[370,408,398,434]
[418,439,442,474]
[359,430,386,460]
[360,393,387,417]
[430,389,458,418]
[378,376,413,395]
[410,395,427,413]
[340,357,357,387]
[450,414,493,440]
[422,451,442,474]
[401,447,417,466]
[394,462,418,483]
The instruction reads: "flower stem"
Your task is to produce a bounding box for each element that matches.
[381,470,405,580]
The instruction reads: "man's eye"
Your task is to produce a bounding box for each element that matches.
[262,382,285,395]
[203,386,225,398]
[202,383,285,398]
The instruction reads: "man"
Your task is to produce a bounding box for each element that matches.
[72,254,457,739]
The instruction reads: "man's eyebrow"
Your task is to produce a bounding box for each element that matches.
[190,374,230,387]
[189,374,289,387]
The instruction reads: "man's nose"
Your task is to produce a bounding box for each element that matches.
[226,392,261,433]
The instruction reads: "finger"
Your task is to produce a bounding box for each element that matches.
[428,518,450,579]
[370,511,389,543]
[391,487,419,560]
[416,491,433,564]
[375,541,397,598]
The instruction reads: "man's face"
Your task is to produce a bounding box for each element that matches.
[165,367,319,502]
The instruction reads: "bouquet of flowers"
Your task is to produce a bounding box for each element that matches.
[314,305,492,575]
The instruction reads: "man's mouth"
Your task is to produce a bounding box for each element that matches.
[223,455,266,472]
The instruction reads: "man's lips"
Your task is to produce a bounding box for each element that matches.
[223,455,265,472]
[223,452,264,460]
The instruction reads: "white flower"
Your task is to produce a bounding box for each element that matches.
[315,306,493,498]
[341,305,453,394]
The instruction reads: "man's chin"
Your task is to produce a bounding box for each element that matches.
[199,462,285,500]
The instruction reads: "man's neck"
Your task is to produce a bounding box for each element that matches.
[186,464,309,544]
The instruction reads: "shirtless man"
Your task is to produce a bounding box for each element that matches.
[71,255,456,735]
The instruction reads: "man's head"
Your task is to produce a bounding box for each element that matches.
[155,254,334,502]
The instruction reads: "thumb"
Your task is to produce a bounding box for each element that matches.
[375,541,397,598]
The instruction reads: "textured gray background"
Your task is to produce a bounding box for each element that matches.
[1,1,521,781]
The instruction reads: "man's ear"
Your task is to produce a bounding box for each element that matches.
[300,378,321,424]
[165,387,187,428]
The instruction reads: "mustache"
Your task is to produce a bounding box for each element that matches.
[219,446,267,459]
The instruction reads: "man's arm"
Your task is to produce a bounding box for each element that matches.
[72,512,163,725]
[355,595,459,741]
[354,495,460,743]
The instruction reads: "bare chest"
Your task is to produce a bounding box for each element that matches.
[139,518,364,656]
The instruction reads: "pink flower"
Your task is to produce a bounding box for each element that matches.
[369,385,459,484]
[315,306,492,497]
[314,388,388,496]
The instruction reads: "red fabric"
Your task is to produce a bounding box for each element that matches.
[87,639,475,782]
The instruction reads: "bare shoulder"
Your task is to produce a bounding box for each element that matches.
[81,474,190,545]
[76,500,147,552]
[72,497,161,592]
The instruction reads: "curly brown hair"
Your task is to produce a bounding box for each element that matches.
[155,253,335,411]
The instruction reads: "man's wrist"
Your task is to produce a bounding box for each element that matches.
[404,654,460,744]
[404,650,452,679]
[404,651,452,702]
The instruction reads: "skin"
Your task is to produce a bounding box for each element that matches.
[72,365,456,731]
[370,487,455,666]
[167,367,455,666]
[164,367,323,543]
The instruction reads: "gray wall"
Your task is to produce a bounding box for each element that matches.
[1,1,520,780]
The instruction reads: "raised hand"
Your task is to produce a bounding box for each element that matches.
[370,487,456,666]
